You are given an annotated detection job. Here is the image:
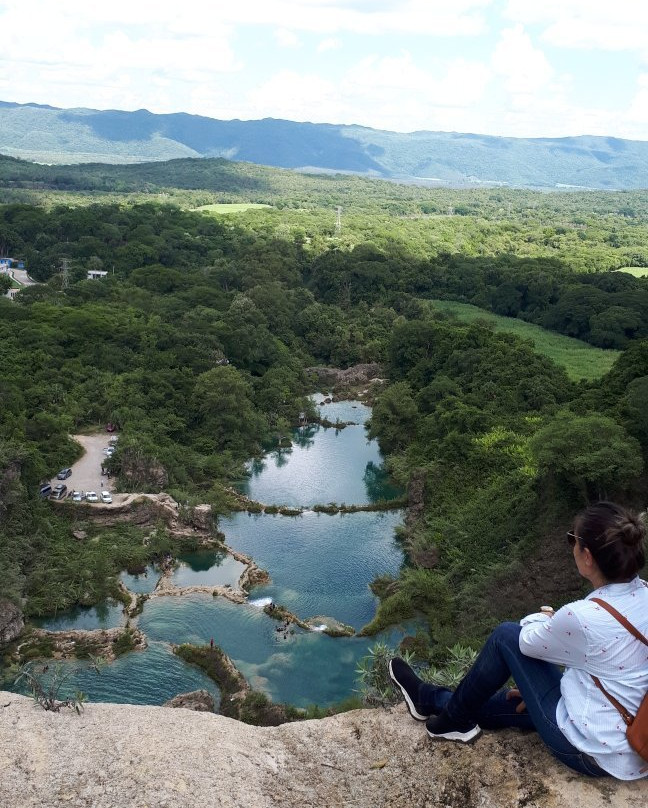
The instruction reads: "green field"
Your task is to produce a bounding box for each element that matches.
[430,300,620,381]
[615,267,648,278]
[195,203,273,214]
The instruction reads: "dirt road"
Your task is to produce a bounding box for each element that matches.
[50,434,121,501]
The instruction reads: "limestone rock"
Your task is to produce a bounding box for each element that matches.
[189,503,213,531]
[164,689,216,712]
[0,598,23,644]
[0,693,645,808]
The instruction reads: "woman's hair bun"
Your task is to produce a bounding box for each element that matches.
[618,514,646,547]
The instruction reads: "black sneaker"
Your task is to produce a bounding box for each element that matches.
[389,657,431,721]
[425,710,481,743]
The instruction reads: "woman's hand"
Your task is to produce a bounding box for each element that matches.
[506,688,527,714]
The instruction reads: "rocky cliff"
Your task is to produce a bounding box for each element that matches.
[0,598,23,643]
[1,691,645,808]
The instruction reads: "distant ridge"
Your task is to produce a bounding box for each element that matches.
[2,100,648,189]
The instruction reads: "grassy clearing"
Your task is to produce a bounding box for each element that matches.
[615,267,648,278]
[430,299,620,381]
[195,203,272,214]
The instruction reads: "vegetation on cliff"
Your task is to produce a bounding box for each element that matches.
[0,158,646,661]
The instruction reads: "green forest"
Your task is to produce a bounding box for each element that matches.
[1,155,647,659]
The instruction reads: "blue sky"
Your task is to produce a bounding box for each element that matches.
[2,0,648,139]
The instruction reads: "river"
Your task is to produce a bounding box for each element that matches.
[22,398,408,708]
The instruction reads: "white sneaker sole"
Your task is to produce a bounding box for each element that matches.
[388,659,429,721]
[426,725,482,743]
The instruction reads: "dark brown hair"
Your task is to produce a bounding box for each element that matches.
[574,501,645,582]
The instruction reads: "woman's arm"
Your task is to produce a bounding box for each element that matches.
[518,604,588,666]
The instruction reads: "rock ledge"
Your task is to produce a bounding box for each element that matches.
[0,692,644,808]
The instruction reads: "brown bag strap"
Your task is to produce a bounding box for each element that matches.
[590,598,648,646]
[588,597,648,725]
[591,675,634,726]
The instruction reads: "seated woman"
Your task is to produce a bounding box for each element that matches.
[389,501,647,780]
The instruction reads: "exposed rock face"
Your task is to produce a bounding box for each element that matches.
[306,363,382,387]
[188,503,213,531]
[163,689,216,712]
[0,598,23,644]
[0,693,644,808]
[119,449,168,491]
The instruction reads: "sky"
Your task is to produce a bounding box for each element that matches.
[2,0,648,140]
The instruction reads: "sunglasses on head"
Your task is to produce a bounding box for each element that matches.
[566,531,579,547]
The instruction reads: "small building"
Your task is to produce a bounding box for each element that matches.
[87,270,108,280]
[1,257,25,274]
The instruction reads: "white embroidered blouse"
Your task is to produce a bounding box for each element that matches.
[519,576,648,780]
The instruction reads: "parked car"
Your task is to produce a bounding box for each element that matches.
[100,491,113,504]
[56,468,72,480]
[85,491,99,503]
[39,484,52,498]
[71,490,84,502]
[102,447,115,456]
[106,423,116,433]
[108,436,119,444]
[51,484,68,500]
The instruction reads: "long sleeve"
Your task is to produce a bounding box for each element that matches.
[519,605,588,667]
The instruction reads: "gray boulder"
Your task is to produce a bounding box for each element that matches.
[163,690,216,712]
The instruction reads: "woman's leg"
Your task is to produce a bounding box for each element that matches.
[432,622,608,777]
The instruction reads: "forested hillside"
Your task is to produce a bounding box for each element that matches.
[1,160,646,659]
[3,100,648,188]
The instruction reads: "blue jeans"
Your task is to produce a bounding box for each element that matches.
[417,622,607,778]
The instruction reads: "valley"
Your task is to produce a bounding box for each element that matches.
[0,153,646,718]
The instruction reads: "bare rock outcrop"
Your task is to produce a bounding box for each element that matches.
[188,503,214,531]
[306,363,385,397]
[0,693,644,808]
[0,598,23,644]
[163,689,216,712]
[119,449,168,491]
[19,627,147,662]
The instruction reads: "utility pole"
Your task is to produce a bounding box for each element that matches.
[335,206,342,237]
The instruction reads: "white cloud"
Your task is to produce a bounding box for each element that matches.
[491,25,554,95]
[246,71,339,123]
[274,28,301,48]
[626,73,648,129]
[0,0,492,40]
[317,38,342,53]
[244,54,491,131]
[1,0,648,139]
[504,1,648,51]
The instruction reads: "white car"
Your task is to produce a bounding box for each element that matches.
[71,491,84,502]
[100,491,113,504]
[85,491,99,503]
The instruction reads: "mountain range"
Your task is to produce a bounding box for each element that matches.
[2,100,648,190]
